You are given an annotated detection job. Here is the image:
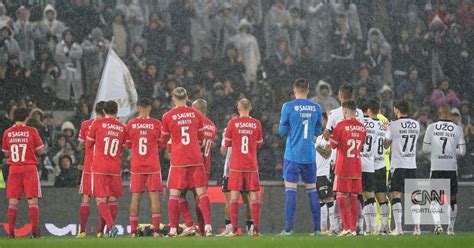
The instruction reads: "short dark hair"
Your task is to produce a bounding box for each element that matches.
[95,101,106,114]
[13,108,29,122]
[339,84,353,100]
[104,101,118,115]
[357,98,369,112]
[138,98,152,107]
[322,112,328,120]
[394,100,409,114]
[367,98,380,114]
[341,100,357,112]
[293,78,309,92]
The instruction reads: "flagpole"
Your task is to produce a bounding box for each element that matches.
[91,36,115,119]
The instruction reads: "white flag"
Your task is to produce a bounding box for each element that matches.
[93,48,138,120]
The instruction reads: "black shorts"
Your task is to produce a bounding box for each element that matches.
[430,170,458,195]
[389,168,417,193]
[374,167,388,193]
[316,176,334,199]
[221,176,248,193]
[362,172,375,192]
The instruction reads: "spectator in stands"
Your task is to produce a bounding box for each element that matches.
[425,16,449,87]
[211,3,238,58]
[81,27,109,99]
[128,43,147,81]
[333,0,363,40]
[396,67,425,106]
[61,120,77,149]
[311,80,338,113]
[0,23,20,78]
[13,6,36,68]
[380,84,394,119]
[330,12,356,85]
[72,101,89,129]
[288,7,305,57]
[32,48,60,108]
[355,63,378,96]
[54,154,78,187]
[4,55,33,102]
[228,19,261,84]
[107,10,128,58]
[460,101,472,127]
[39,4,66,53]
[140,63,160,99]
[116,0,144,45]
[217,43,245,87]
[0,3,11,25]
[264,0,291,58]
[305,0,334,64]
[55,29,83,103]
[142,13,169,61]
[431,78,461,108]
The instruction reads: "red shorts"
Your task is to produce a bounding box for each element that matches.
[92,174,123,198]
[333,176,362,193]
[167,165,207,190]
[79,172,92,196]
[228,171,260,192]
[7,171,42,199]
[130,172,163,193]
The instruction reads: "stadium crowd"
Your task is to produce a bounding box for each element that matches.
[0,0,472,185]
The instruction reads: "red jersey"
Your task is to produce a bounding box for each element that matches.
[86,117,126,175]
[161,106,204,167]
[201,117,217,174]
[78,119,94,173]
[224,116,263,172]
[2,124,44,174]
[125,116,162,173]
[330,118,366,178]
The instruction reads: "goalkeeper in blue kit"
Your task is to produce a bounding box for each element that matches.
[278,79,323,236]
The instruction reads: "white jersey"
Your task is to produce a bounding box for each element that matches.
[326,106,364,162]
[361,117,377,172]
[373,118,388,170]
[315,135,331,177]
[386,117,420,170]
[423,120,465,171]
[221,130,232,177]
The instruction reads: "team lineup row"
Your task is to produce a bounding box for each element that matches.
[1,80,466,239]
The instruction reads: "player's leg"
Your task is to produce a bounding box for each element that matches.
[335,192,350,233]
[248,190,261,236]
[389,169,404,235]
[229,190,242,235]
[429,171,443,234]
[129,193,142,237]
[316,176,329,234]
[193,166,212,236]
[93,174,115,234]
[179,189,194,229]
[78,173,91,236]
[149,191,162,236]
[25,171,42,238]
[167,166,184,236]
[375,167,390,234]
[282,160,298,234]
[447,172,458,235]
[7,198,19,238]
[406,169,420,235]
[303,163,320,235]
[362,173,377,235]
[241,192,254,235]
[108,196,119,223]
[6,172,21,238]
[191,189,205,236]
[218,189,233,236]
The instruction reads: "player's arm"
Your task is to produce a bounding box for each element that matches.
[224,121,233,148]
[33,129,47,161]
[456,127,466,156]
[422,124,432,154]
[160,115,171,146]
[314,108,323,138]
[124,123,132,149]
[323,111,334,141]
[86,122,98,150]
[220,129,228,155]
[384,123,392,149]
[2,132,10,158]
[278,103,290,137]
[256,121,263,149]
[316,143,331,159]
[329,125,340,149]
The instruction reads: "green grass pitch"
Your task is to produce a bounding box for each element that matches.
[0,233,473,248]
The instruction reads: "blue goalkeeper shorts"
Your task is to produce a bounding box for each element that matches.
[283,160,316,184]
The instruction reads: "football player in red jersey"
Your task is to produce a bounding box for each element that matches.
[330,100,366,236]
[177,99,217,236]
[76,101,105,238]
[224,99,263,236]
[86,101,126,238]
[126,98,164,237]
[160,87,213,237]
[2,108,46,239]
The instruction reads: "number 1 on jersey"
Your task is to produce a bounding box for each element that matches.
[303,119,309,139]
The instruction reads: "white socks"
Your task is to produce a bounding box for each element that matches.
[448,204,457,231]
[392,200,403,232]
[380,202,390,231]
[328,202,337,232]
[320,203,328,232]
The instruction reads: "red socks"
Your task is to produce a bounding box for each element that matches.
[251,199,261,230]
[198,193,211,225]
[152,213,161,232]
[97,200,114,231]
[7,204,17,235]
[179,197,194,227]
[336,194,350,231]
[195,204,204,234]
[350,194,359,232]
[230,199,239,230]
[98,216,106,234]
[79,202,90,233]
[108,201,118,222]
[130,215,138,234]
[168,195,180,229]
[28,203,39,235]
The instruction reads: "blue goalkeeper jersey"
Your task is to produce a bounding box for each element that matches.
[278,99,323,164]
